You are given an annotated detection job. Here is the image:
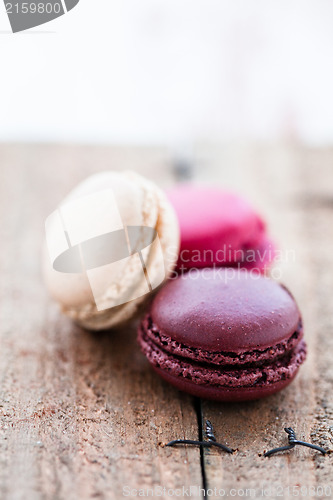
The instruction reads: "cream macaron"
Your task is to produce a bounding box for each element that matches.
[43,171,179,330]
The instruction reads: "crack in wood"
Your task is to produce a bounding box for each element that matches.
[194,397,208,500]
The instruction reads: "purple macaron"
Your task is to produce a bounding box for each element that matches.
[138,268,306,402]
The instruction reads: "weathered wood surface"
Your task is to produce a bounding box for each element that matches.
[200,146,333,496]
[0,144,332,499]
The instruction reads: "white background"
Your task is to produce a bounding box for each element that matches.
[1,0,333,146]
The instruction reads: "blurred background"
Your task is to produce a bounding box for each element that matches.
[1,4,333,497]
[1,0,333,147]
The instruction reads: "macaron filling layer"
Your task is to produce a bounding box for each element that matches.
[141,314,303,367]
[138,322,307,389]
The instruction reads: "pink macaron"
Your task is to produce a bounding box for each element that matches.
[167,185,275,272]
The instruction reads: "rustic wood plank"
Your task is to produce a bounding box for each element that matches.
[1,143,333,499]
[0,145,203,500]
[199,144,333,496]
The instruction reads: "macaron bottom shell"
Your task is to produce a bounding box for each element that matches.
[177,236,275,273]
[152,365,299,402]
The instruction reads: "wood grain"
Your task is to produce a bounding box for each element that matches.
[0,145,202,500]
[199,145,333,496]
[0,143,332,499]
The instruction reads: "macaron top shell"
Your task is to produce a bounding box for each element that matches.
[150,269,301,352]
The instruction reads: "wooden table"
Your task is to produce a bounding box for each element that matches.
[0,143,332,499]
